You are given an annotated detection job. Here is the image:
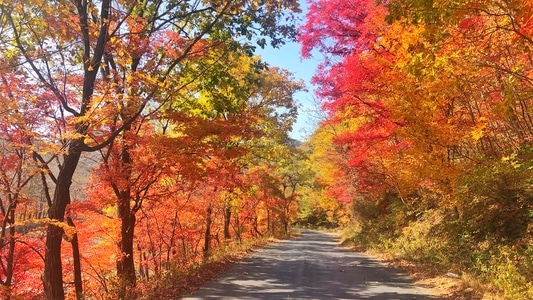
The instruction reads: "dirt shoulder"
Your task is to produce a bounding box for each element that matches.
[360,249,488,300]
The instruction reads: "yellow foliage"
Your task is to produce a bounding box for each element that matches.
[471,117,488,142]
[14,218,76,239]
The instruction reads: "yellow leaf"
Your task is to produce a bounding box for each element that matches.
[471,117,487,142]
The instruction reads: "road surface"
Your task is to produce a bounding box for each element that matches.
[182,229,440,299]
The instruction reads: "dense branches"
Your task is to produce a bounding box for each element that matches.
[299,0,533,297]
[0,0,303,298]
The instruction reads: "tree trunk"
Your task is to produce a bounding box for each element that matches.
[233,213,242,243]
[5,232,15,294]
[66,217,83,300]
[267,208,271,235]
[43,145,82,300]
[203,203,213,259]
[117,190,136,297]
[253,216,262,238]
[223,206,231,240]
[3,208,17,299]
[114,124,138,297]
[166,211,178,268]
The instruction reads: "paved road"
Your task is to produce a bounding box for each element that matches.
[182,229,440,299]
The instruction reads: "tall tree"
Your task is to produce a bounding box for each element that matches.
[0,72,46,299]
[300,0,533,270]
[0,0,300,298]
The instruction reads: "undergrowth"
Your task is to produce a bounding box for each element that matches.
[342,208,533,299]
[339,148,533,299]
[137,234,291,299]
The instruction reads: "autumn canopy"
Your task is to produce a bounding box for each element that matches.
[1,0,533,299]
[297,0,533,298]
[0,0,304,298]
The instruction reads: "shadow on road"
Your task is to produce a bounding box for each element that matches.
[182,230,441,299]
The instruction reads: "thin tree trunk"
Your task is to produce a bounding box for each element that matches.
[117,191,136,297]
[223,206,231,240]
[253,216,262,238]
[233,213,242,242]
[114,124,137,297]
[67,217,83,300]
[203,203,213,259]
[267,208,271,235]
[4,207,17,300]
[166,211,178,268]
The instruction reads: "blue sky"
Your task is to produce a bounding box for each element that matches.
[255,1,322,141]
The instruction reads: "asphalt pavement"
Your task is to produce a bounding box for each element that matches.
[181,229,440,299]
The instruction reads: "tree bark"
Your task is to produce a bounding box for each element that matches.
[66,217,83,300]
[3,207,17,299]
[117,189,136,297]
[223,206,231,240]
[203,203,213,259]
[43,144,82,300]
[114,125,138,297]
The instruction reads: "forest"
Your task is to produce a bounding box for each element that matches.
[0,0,531,299]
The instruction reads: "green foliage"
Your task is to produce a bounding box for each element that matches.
[295,197,338,229]
[471,245,533,299]
[332,154,532,296]
[338,196,533,296]
[457,145,533,245]
[386,0,452,25]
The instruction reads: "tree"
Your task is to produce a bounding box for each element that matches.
[300,1,533,296]
[0,0,301,298]
[0,72,47,299]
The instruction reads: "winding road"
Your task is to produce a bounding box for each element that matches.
[182,229,440,299]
